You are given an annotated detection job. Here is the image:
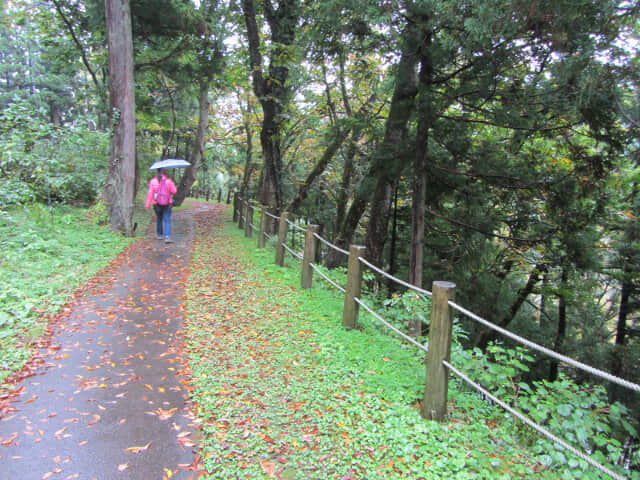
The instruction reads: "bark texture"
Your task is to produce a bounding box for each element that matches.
[104,0,136,235]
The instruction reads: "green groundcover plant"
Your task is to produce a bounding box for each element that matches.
[185,208,638,480]
[0,203,134,383]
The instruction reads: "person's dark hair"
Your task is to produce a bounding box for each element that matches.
[157,168,164,179]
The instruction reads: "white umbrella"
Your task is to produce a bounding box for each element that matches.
[149,159,191,170]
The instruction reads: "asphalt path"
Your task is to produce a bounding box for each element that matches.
[0,205,208,480]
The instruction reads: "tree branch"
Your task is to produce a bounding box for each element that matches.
[52,0,100,88]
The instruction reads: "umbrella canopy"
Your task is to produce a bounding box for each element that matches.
[149,159,191,170]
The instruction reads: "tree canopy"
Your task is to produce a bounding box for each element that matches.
[1,0,639,471]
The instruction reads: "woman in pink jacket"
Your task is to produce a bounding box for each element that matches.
[145,168,177,243]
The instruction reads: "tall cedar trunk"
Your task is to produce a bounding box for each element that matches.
[549,267,568,381]
[364,25,421,265]
[174,76,211,206]
[242,0,297,220]
[409,26,433,336]
[104,0,136,235]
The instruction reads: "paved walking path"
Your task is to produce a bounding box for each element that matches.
[0,204,210,480]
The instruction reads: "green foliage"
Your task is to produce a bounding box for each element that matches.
[185,215,600,479]
[0,204,133,382]
[212,214,640,479]
[456,345,639,478]
[0,100,109,205]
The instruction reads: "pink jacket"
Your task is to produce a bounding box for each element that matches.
[145,174,177,208]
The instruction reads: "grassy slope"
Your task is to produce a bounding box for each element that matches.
[0,203,138,384]
[185,207,557,480]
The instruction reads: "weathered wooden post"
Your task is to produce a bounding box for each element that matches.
[244,203,254,238]
[275,212,289,266]
[342,245,366,329]
[301,225,319,289]
[423,281,456,422]
[258,205,268,248]
[238,198,245,229]
[232,192,239,222]
[217,189,222,203]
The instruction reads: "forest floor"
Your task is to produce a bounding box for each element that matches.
[0,202,554,480]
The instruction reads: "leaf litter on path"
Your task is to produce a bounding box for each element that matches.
[0,205,209,480]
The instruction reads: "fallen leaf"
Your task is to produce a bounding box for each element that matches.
[126,442,151,454]
[118,463,129,471]
[259,459,276,478]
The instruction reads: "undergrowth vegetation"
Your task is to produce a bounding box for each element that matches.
[183,208,638,479]
[187,210,616,479]
[0,203,134,383]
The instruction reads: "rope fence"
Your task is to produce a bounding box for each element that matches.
[359,257,433,298]
[282,242,303,261]
[314,232,349,256]
[449,301,640,392]
[443,360,627,480]
[310,263,346,293]
[231,194,638,480]
[355,298,429,352]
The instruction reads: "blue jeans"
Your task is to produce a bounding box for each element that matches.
[154,204,172,238]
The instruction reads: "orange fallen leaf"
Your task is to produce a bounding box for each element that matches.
[117,463,129,471]
[88,414,101,426]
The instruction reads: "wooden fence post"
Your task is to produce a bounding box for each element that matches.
[244,203,254,238]
[301,224,319,289]
[275,212,289,266]
[423,281,456,422]
[343,245,365,329]
[258,205,268,248]
[232,192,239,222]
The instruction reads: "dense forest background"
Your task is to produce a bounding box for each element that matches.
[1,0,639,472]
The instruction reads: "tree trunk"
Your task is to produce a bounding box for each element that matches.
[103,0,136,236]
[286,96,374,214]
[335,131,357,232]
[324,182,370,268]
[388,182,400,293]
[615,279,632,346]
[239,93,255,199]
[474,263,541,349]
[409,26,433,336]
[242,0,298,217]
[549,267,568,381]
[364,24,421,265]
[174,75,211,206]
